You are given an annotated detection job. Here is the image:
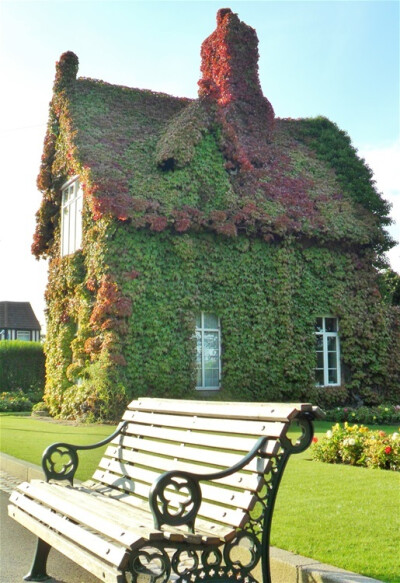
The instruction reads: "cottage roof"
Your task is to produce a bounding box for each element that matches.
[0,302,41,331]
[33,8,392,259]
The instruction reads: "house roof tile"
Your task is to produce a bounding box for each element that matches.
[0,302,41,331]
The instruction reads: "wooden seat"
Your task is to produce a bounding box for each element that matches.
[8,398,324,583]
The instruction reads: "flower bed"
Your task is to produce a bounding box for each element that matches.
[312,422,400,471]
[325,404,400,425]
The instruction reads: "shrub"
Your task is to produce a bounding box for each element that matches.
[0,341,45,391]
[32,401,50,415]
[312,422,400,471]
[0,389,34,412]
[305,385,349,409]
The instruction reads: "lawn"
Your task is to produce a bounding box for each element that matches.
[272,422,400,583]
[0,414,114,481]
[1,415,399,582]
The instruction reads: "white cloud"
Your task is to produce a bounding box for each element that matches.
[358,142,400,273]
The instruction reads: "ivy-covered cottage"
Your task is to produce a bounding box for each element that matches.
[33,9,399,419]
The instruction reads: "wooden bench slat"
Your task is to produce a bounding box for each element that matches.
[9,491,127,567]
[122,409,288,436]
[100,445,266,491]
[15,481,156,548]
[75,483,210,545]
[96,456,255,512]
[95,456,255,510]
[121,420,285,446]
[8,504,126,583]
[93,462,248,529]
[88,476,239,543]
[85,483,224,545]
[131,398,315,421]
[108,433,272,473]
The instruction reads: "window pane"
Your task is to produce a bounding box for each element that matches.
[62,207,69,256]
[70,199,76,253]
[75,189,83,250]
[317,352,324,368]
[195,314,202,328]
[315,335,323,350]
[205,367,219,388]
[327,336,337,351]
[325,318,337,332]
[328,351,337,369]
[196,331,202,385]
[315,369,324,386]
[17,331,30,341]
[328,369,338,384]
[204,313,218,329]
[315,318,323,332]
[204,332,219,363]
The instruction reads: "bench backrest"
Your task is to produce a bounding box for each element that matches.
[91,398,321,538]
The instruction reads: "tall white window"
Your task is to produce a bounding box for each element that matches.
[61,177,83,256]
[196,313,221,390]
[315,317,341,386]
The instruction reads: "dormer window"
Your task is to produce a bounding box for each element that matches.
[61,177,82,256]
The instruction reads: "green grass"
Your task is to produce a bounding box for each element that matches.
[0,414,114,481]
[272,420,400,583]
[1,415,399,581]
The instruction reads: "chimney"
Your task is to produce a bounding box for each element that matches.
[198,9,274,170]
[198,8,265,106]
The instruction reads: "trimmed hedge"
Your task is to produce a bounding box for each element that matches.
[0,341,45,391]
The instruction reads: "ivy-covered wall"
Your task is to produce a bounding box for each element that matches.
[42,223,400,420]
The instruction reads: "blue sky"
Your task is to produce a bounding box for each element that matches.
[0,0,399,331]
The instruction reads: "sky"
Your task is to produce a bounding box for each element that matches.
[0,0,399,333]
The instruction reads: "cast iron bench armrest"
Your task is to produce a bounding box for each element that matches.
[149,435,268,531]
[41,421,129,485]
[149,413,314,532]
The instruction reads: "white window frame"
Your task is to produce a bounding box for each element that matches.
[16,330,31,341]
[196,313,221,391]
[61,176,83,257]
[315,317,341,387]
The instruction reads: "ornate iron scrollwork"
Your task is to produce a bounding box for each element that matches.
[42,443,79,485]
[175,565,258,583]
[41,421,129,485]
[223,531,261,574]
[280,413,314,453]
[129,546,171,583]
[150,472,202,531]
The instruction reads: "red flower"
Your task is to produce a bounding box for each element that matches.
[385,446,392,455]
[312,437,318,443]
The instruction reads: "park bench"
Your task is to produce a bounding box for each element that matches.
[8,397,324,583]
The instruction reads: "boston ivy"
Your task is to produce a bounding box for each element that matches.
[34,10,399,420]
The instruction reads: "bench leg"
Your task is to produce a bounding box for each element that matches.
[24,538,51,581]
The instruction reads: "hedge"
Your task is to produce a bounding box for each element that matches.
[0,341,45,391]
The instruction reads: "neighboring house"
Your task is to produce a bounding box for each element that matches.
[32,9,399,419]
[0,302,41,342]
